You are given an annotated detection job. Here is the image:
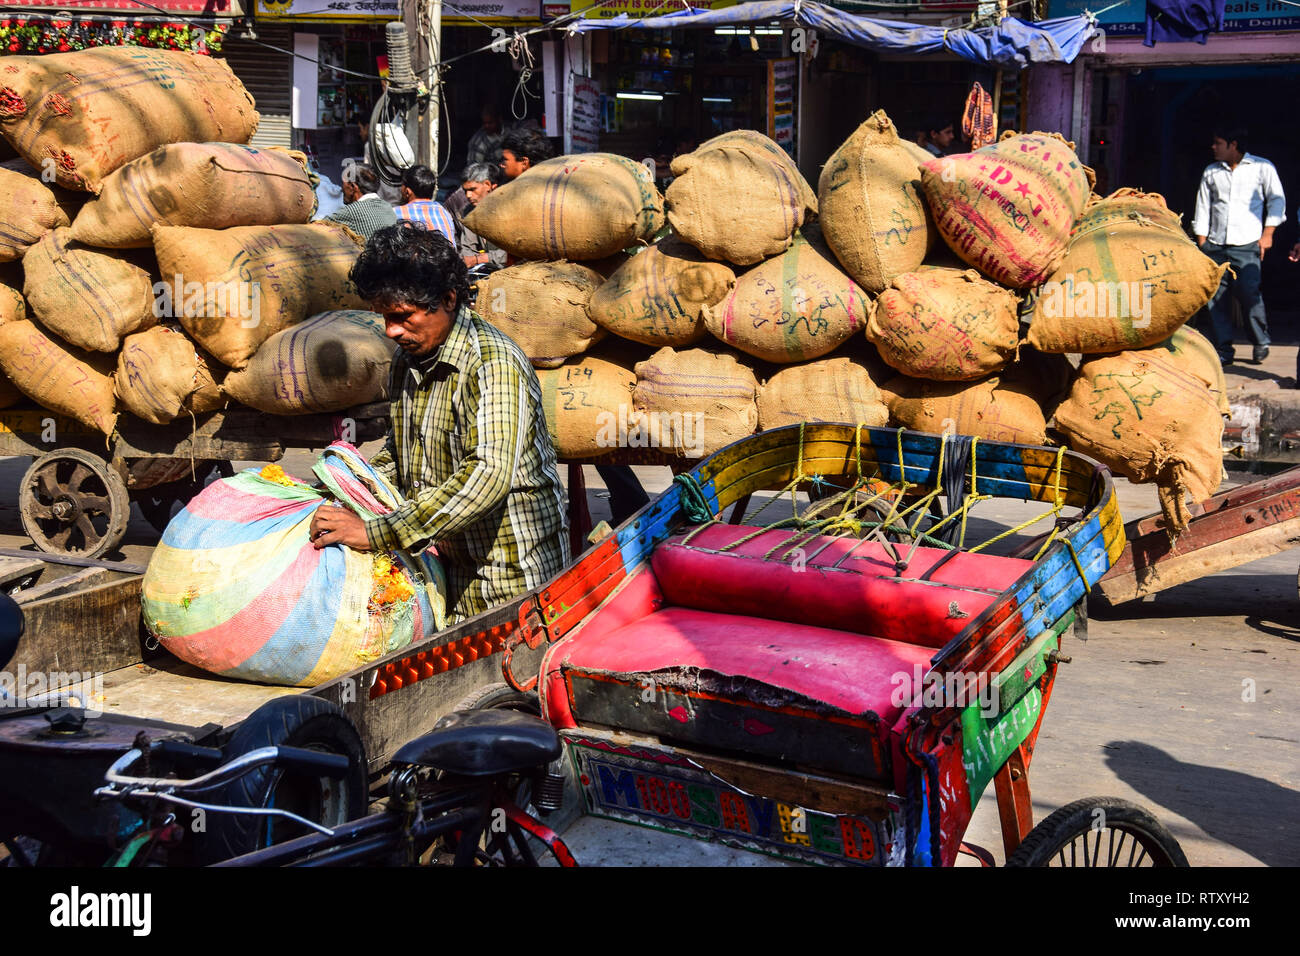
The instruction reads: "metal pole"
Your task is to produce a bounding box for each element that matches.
[426,0,442,171]
[402,0,441,169]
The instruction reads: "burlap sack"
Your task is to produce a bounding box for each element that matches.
[588,236,734,347]
[223,310,396,415]
[885,372,1051,446]
[819,111,934,294]
[1027,189,1227,354]
[902,141,936,166]
[115,325,225,425]
[758,356,889,431]
[1157,325,1229,416]
[23,227,157,352]
[867,266,1020,381]
[463,153,664,261]
[0,49,259,193]
[702,224,870,364]
[478,261,605,368]
[0,164,81,260]
[0,318,116,432]
[535,351,638,459]
[1055,343,1224,533]
[920,131,1091,289]
[633,346,759,458]
[667,129,818,266]
[71,142,315,248]
[0,282,22,407]
[152,222,366,369]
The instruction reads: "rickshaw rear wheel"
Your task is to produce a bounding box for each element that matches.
[19,449,130,558]
[1006,797,1188,867]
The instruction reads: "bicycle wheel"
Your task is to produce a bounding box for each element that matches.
[1006,797,1188,867]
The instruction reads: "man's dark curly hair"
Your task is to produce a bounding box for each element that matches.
[501,127,554,166]
[350,222,472,313]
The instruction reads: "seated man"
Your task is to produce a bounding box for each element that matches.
[457,162,508,270]
[395,164,458,246]
[309,224,569,622]
[324,163,398,240]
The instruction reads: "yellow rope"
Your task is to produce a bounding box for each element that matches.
[969,446,1068,554]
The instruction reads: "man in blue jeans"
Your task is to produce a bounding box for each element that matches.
[1192,128,1287,366]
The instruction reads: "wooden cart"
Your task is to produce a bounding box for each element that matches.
[1,402,390,559]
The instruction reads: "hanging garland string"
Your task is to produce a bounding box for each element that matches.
[0,18,229,55]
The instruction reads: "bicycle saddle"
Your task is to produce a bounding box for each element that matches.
[393,709,561,777]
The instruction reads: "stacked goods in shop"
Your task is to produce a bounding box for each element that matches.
[70,143,316,247]
[0,48,259,193]
[702,223,870,363]
[478,261,606,368]
[223,311,396,415]
[0,164,82,261]
[818,110,933,294]
[115,326,227,426]
[866,266,1020,381]
[587,236,734,347]
[463,153,664,261]
[666,129,818,266]
[919,131,1092,289]
[1025,188,1228,353]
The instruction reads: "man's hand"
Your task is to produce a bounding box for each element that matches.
[1260,227,1275,256]
[1290,242,1300,263]
[309,505,372,551]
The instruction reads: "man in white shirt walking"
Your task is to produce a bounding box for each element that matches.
[1192,128,1287,365]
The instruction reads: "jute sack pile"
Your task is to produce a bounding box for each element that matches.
[536,350,639,459]
[23,227,156,352]
[633,346,759,458]
[115,325,225,425]
[866,265,1020,381]
[667,129,818,266]
[152,222,366,368]
[0,283,22,407]
[702,224,870,364]
[1054,342,1224,533]
[223,310,396,415]
[0,48,259,193]
[0,318,117,431]
[71,143,316,248]
[1026,189,1227,353]
[478,261,605,368]
[883,360,1064,447]
[920,131,1091,289]
[588,235,735,347]
[757,355,889,431]
[0,164,81,260]
[463,153,664,261]
[1160,325,1229,415]
[818,111,933,294]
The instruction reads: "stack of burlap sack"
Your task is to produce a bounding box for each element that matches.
[465,116,1229,534]
[0,48,395,445]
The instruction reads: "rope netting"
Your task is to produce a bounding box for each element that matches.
[675,424,1084,575]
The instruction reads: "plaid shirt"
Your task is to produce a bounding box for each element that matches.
[394,200,458,246]
[365,306,569,622]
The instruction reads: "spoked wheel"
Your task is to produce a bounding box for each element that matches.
[18,449,130,558]
[1006,797,1189,867]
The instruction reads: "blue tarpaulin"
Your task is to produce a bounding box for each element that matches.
[568,1,1100,70]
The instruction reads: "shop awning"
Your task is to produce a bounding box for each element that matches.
[567,1,1100,69]
[0,0,240,13]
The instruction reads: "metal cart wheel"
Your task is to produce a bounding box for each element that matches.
[1005,797,1189,867]
[18,449,130,558]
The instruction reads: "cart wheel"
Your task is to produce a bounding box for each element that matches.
[18,449,130,558]
[197,696,368,865]
[452,682,541,715]
[137,460,234,536]
[1006,797,1188,867]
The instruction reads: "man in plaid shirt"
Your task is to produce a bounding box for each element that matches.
[309,224,569,622]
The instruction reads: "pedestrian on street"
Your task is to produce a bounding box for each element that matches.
[1192,128,1287,366]
[457,162,507,271]
[308,224,569,623]
[324,163,399,241]
[394,164,458,246]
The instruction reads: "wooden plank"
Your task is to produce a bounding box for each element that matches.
[98,657,303,728]
[10,574,149,679]
[1097,515,1300,604]
[12,567,107,605]
[681,749,895,820]
[0,555,44,591]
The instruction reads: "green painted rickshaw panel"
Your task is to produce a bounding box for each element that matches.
[991,611,1073,714]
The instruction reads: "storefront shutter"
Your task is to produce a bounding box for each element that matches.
[219,24,294,149]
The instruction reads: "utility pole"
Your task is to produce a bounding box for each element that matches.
[402,0,442,169]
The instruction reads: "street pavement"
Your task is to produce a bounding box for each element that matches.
[1,361,1297,867]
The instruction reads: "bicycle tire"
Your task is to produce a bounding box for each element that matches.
[1006,796,1189,867]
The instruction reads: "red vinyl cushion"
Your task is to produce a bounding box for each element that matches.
[649,525,1033,648]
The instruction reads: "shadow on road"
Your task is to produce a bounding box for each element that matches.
[1090,573,1300,631]
[1103,740,1300,866]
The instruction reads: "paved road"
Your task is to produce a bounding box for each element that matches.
[2,446,1296,867]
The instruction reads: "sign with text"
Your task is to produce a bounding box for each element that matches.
[566,74,602,154]
[1047,0,1300,35]
[568,0,736,19]
[767,57,797,160]
[259,0,539,20]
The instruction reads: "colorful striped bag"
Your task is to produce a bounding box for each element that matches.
[142,443,447,686]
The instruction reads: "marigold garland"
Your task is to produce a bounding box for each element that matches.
[0,19,227,55]
[370,553,416,610]
[259,463,298,487]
